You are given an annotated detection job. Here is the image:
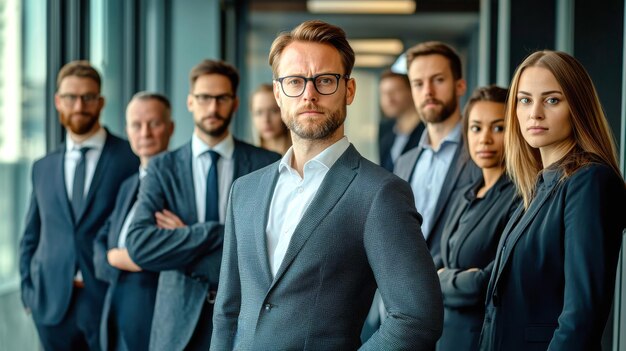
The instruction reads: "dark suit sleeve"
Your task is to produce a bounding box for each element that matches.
[548,166,625,349]
[125,159,224,272]
[361,177,443,351]
[438,264,491,308]
[93,216,117,283]
[18,189,40,309]
[211,185,241,350]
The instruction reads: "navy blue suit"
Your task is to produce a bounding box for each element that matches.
[19,131,139,350]
[94,174,159,351]
[125,139,280,351]
[479,162,626,350]
[378,122,424,172]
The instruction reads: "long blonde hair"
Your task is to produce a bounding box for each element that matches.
[504,50,621,208]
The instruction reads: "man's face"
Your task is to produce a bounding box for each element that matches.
[187,74,239,139]
[379,76,414,119]
[126,99,174,160]
[408,54,465,124]
[55,76,104,135]
[273,41,355,141]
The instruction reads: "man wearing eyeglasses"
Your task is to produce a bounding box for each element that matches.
[19,60,139,350]
[117,59,280,351]
[211,20,442,351]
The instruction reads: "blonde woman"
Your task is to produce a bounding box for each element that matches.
[250,83,291,154]
[479,50,626,351]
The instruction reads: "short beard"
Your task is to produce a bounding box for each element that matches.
[285,104,346,141]
[60,112,99,135]
[196,112,233,138]
[419,93,458,124]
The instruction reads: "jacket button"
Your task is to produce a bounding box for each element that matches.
[264,303,272,311]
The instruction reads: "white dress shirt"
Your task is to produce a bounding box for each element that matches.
[266,136,350,277]
[117,167,147,248]
[64,127,106,202]
[64,126,106,281]
[191,132,235,223]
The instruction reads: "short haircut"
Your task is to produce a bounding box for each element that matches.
[379,69,411,89]
[128,91,172,121]
[189,59,240,94]
[405,41,463,80]
[268,20,355,78]
[56,60,102,92]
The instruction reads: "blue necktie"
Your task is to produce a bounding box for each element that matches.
[72,147,91,220]
[205,150,220,222]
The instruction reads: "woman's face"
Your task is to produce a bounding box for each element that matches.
[251,90,287,141]
[515,66,574,166]
[467,101,506,170]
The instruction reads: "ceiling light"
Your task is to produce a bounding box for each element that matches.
[349,39,404,55]
[354,54,397,68]
[307,0,416,14]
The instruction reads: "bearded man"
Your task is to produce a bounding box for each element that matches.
[120,59,279,351]
[19,60,139,350]
[211,20,443,351]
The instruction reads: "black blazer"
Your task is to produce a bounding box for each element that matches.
[479,163,626,351]
[378,122,424,172]
[437,174,520,351]
[19,131,139,325]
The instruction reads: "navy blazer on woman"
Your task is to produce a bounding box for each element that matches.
[19,131,139,325]
[437,174,520,351]
[479,162,626,351]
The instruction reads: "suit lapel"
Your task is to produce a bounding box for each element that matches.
[55,148,75,224]
[492,176,558,290]
[440,192,470,266]
[431,146,467,232]
[270,145,359,289]
[396,146,422,181]
[111,177,140,246]
[78,133,113,223]
[232,139,252,178]
[254,166,280,285]
[178,143,199,223]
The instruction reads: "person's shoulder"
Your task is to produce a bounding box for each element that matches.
[234,139,281,162]
[571,161,623,185]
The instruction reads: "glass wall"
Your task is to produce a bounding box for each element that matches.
[0,0,47,349]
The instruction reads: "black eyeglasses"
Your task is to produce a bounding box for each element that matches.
[58,93,101,106]
[193,94,235,105]
[275,73,349,97]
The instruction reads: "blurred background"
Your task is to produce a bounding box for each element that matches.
[1,0,624,349]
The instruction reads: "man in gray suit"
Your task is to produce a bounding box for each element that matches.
[112,60,280,351]
[211,20,443,351]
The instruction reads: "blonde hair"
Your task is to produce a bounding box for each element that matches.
[505,50,621,208]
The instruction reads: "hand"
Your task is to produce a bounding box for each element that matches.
[155,209,185,229]
[466,267,480,272]
[107,248,142,272]
[437,267,446,275]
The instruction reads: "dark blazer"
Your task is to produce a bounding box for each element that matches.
[125,139,280,351]
[94,175,159,351]
[211,145,443,351]
[479,163,626,351]
[19,131,139,325]
[394,136,481,268]
[378,122,424,172]
[437,174,520,351]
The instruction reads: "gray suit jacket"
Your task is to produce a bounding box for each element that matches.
[394,140,480,268]
[126,139,280,351]
[211,144,443,351]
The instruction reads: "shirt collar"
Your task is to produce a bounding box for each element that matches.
[139,166,147,179]
[191,132,235,160]
[418,122,461,150]
[278,136,350,174]
[66,126,107,152]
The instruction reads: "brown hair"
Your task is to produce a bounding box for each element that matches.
[504,50,622,207]
[268,20,355,78]
[189,59,240,93]
[379,69,410,89]
[405,41,463,80]
[56,60,102,92]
